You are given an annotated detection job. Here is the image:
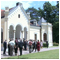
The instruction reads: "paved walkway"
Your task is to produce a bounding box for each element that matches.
[1,46,59,58]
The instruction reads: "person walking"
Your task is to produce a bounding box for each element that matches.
[3,40,7,55]
[24,40,27,50]
[14,38,18,55]
[29,40,32,53]
[18,40,23,56]
[33,40,37,52]
[8,39,11,55]
[37,40,40,52]
[9,39,15,56]
[46,40,48,48]
[14,43,18,55]
[40,40,43,48]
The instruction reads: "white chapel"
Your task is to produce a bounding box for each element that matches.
[1,2,53,47]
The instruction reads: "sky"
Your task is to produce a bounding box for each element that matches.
[1,1,57,10]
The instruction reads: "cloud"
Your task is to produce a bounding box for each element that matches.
[18,1,33,9]
[1,1,17,9]
[1,1,57,10]
[1,1,33,10]
[49,1,57,6]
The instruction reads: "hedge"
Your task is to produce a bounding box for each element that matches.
[53,43,59,46]
[43,43,48,47]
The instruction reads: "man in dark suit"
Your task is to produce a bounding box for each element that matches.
[46,40,48,48]
[3,40,7,55]
[18,40,23,56]
[24,40,27,50]
[33,40,37,52]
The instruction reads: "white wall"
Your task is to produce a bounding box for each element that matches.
[41,23,53,47]
[8,7,28,31]
[48,26,53,46]
[41,25,48,42]
[30,26,40,41]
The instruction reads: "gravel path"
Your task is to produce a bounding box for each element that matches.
[1,46,59,58]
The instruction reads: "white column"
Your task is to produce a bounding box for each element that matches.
[4,20,6,41]
[41,27,43,41]
[21,31,23,41]
[4,18,8,43]
[23,31,24,38]
[47,24,49,42]
[47,23,49,47]
[27,21,30,40]
[20,31,21,38]
[4,7,9,42]
[26,31,28,40]
[13,30,16,41]
[7,29,9,44]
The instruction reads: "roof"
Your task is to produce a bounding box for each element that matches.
[41,17,46,22]
[30,22,39,27]
[38,17,46,26]
[1,2,29,20]
[1,9,5,18]
[30,19,37,22]
[1,7,14,18]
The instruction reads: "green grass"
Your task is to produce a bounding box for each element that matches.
[5,49,59,59]
[49,46,59,48]
[43,46,59,48]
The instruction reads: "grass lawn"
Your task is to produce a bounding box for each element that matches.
[4,49,59,59]
[43,46,59,48]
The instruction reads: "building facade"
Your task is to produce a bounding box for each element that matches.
[1,2,53,47]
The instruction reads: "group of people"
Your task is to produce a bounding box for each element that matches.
[3,38,28,56]
[3,38,48,56]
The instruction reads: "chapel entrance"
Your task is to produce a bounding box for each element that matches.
[43,33,47,42]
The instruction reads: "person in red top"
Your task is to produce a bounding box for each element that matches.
[37,40,40,52]
[29,40,32,53]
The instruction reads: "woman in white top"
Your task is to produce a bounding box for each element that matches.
[40,40,43,48]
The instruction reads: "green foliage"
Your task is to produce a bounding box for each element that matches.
[38,8,45,18]
[53,42,59,46]
[26,7,39,22]
[43,43,47,47]
[5,49,59,59]
[43,43,49,47]
[26,1,59,43]
[53,22,59,43]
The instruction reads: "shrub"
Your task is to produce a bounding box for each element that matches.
[43,43,47,47]
[53,43,59,46]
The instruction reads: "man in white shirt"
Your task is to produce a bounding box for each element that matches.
[9,39,15,56]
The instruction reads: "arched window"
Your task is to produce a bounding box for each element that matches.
[18,14,20,18]
[43,33,47,42]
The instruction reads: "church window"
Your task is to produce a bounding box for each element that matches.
[18,14,20,18]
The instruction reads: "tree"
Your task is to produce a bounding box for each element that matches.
[26,7,39,21]
[43,1,59,43]
[26,1,59,43]
[53,22,59,43]
[38,8,44,18]
[53,1,59,43]
[43,2,53,23]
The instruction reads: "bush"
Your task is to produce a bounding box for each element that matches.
[53,43,59,46]
[43,43,47,47]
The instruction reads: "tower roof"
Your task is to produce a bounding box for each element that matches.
[38,17,46,26]
[41,17,46,23]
